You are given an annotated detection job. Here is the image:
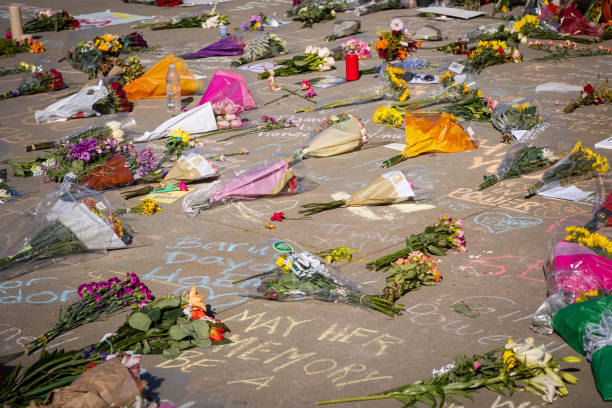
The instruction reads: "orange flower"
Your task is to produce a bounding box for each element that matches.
[416,40,422,49]
[396,49,408,60]
[191,308,206,320]
[375,39,389,51]
[209,326,226,342]
[29,41,45,53]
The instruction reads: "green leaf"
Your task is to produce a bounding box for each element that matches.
[153,296,181,310]
[427,245,446,256]
[162,307,183,323]
[147,308,161,322]
[142,339,151,354]
[191,319,211,340]
[162,345,181,359]
[195,338,213,349]
[169,324,191,340]
[294,59,309,67]
[128,312,152,332]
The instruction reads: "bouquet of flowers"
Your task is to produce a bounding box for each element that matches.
[564,75,611,113]
[289,113,367,160]
[331,38,371,60]
[183,36,245,59]
[234,240,403,317]
[0,61,41,77]
[493,0,511,14]
[35,81,130,123]
[25,117,132,152]
[529,40,612,61]
[391,71,482,111]
[287,0,347,27]
[183,157,305,216]
[380,64,410,101]
[467,40,521,69]
[245,12,270,31]
[300,170,419,215]
[122,32,150,52]
[230,33,287,66]
[381,251,442,303]
[380,112,475,168]
[366,214,466,271]
[65,41,102,79]
[524,141,609,198]
[258,46,334,79]
[479,141,559,190]
[512,14,594,44]
[492,100,544,141]
[93,34,123,58]
[564,226,612,259]
[0,37,39,58]
[0,290,230,406]
[374,19,418,62]
[23,9,80,33]
[436,39,469,54]
[0,69,64,100]
[25,273,153,354]
[133,8,229,30]
[214,98,244,129]
[318,338,580,406]
[0,180,132,278]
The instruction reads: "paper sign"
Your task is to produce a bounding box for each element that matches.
[467,127,475,138]
[417,7,484,19]
[238,62,280,74]
[75,11,149,28]
[595,137,612,150]
[145,190,190,204]
[383,143,408,151]
[448,62,465,74]
[538,185,593,202]
[409,74,439,84]
[303,76,347,88]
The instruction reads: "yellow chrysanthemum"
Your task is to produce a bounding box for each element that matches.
[171,127,190,143]
[502,339,517,370]
[477,89,483,98]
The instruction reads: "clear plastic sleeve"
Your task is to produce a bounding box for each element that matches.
[585,174,612,231]
[182,157,311,216]
[0,175,133,279]
[34,81,108,123]
[236,239,402,316]
[491,97,548,140]
[345,0,404,16]
[64,28,112,79]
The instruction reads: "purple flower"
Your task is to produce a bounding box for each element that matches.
[135,148,157,179]
[82,349,90,358]
[69,138,99,162]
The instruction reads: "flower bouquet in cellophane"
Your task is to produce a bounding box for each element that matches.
[374,19,418,62]
[380,112,476,168]
[230,33,287,67]
[233,239,403,317]
[492,99,546,142]
[288,113,367,161]
[0,177,132,279]
[0,68,64,100]
[34,81,132,123]
[300,170,430,216]
[524,141,609,198]
[258,46,335,79]
[478,126,559,190]
[182,157,310,216]
[318,337,581,406]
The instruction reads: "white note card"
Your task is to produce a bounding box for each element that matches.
[538,185,593,202]
[383,143,407,151]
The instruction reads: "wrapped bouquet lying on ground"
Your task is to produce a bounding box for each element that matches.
[317,337,581,406]
[233,239,403,317]
[366,214,466,272]
[182,157,311,216]
[300,170,429,216]
[0,288,230,407]
[0,177,132,278]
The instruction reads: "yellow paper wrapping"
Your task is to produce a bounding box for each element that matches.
[162,152,217,185]
[268,168,296,195]
[403,112,475,158]
[124,54,202,101]
[347,170,414,206]
[303,118,363,158]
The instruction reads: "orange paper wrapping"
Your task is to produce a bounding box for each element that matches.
[81,153,134,191]
[124,54,202,101]
[403,112,475,158]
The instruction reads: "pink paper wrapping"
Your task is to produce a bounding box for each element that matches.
[552,241,612,294]
[197,70,256,110]
[209,160,292,203]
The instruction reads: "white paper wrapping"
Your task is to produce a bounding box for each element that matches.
[46,199,127,250]
[135,102,217,142]
[381,171,414,200]
[35,85,108,123]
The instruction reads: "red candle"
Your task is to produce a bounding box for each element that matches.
[345,53,359,81]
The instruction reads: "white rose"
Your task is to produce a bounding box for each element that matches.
[323,56,335,66]
[520,35,528,44]
[317,47,330,58]
[105,120,121,130]
[112,128,124,142]
[305,45,314,54]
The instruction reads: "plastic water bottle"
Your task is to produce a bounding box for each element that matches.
[166,63,181,114]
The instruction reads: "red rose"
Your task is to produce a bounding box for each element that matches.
[71,20,80,29]
[34,73,42,79]
[110,82,122,91]
[52,80,63,90]
[209,326,226,342]
[117,97,128,105]
[584,84,595,94]
[115,89,126,97]
[467,50,473,58]
[497,48,504,56]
